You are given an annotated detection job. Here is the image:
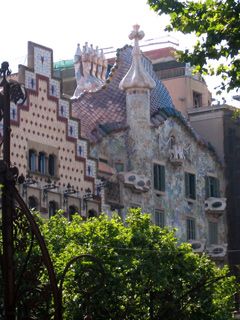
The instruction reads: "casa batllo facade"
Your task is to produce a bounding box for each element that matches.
[0,42,100,220]
[71,25,228,260]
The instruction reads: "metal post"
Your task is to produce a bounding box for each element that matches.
[1,62,15,319]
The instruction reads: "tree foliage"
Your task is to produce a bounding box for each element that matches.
[148,0,240,93]
[0,209,237,319]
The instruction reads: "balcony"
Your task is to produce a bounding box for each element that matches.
[169,146,185,165]
[205,197,226,217]
[104,181,121,205]
[207,244,227,259]
[157,66,203,81]
[188,240,206,253]
[120,172,151,193]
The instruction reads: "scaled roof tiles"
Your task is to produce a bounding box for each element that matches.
[72,45,175,143]
[71,44,221,164]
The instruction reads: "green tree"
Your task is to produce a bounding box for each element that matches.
[42,209,236,319]
[147,0,240,93]
[0,209,237,319]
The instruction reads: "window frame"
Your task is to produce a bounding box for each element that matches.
[185,172,196,200]
[68,205,78,221]
[155,210,165,228]
[28,149,37,172]
[186,217,196,241]
[38,151,46,174]
[205,176,220,198]
[48,154,56,177]
[208,221,218,245]
[115,162,124,173]
[28,196,38,211]
[193,91,203,108]
[153,163,165,192]
[49,200,58,218]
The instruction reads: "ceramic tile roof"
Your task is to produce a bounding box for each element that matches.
[71,45,220,163]
[72,45,175,143]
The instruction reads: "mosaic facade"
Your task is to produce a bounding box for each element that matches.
[72,26,227,259]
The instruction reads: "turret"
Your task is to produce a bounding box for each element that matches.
[119,25,156,173]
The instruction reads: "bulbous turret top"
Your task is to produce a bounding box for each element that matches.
[119,25,156,91]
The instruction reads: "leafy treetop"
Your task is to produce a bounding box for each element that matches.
[148,0,240,94]
[42,209,236,319]
[0,208,237,319]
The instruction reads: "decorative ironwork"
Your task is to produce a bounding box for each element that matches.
[83,187,101,211]
[0,62,105,319]
[21,173,37,197]
[63,182,77,205]
[43,177,57,202]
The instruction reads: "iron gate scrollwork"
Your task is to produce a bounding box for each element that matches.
[0,62,105,319]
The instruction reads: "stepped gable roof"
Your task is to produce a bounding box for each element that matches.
[72,45,175,143]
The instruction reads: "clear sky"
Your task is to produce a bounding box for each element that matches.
[1,0,239,106]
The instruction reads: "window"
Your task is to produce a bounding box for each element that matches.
[115,163,124,173]
[48,154,56,176]
[60,105,64,116]
[11,108,16,120]
[209,221,218,244]
[155,210,165,228]
[193,91,202,108]
[28,148,58,177]
[38,152,46,174]
[29,149,36,172]
[88,209,97,218]
[153,163,165,192]
[28,196,38,210]
[78,145,83,156]
[69,205,78,221]
[49,201,58,218]
[87,165,92,176]
[28,141,58,177]
[205,176,220,198]
[186,218,196,240]
[185,172,196,200]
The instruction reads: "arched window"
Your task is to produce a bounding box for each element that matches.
[69,205,78,221]
[38,152,46,174]
[49,201,58,218]
[28,196,38,211]
[88,209,97,219]
[48,154,56,176]
[29,149,36,172]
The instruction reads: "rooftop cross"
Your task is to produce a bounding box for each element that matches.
[119,24,156,91]
[129,24,145,55]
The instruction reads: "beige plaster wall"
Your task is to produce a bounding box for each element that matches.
[162,77,212,117]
